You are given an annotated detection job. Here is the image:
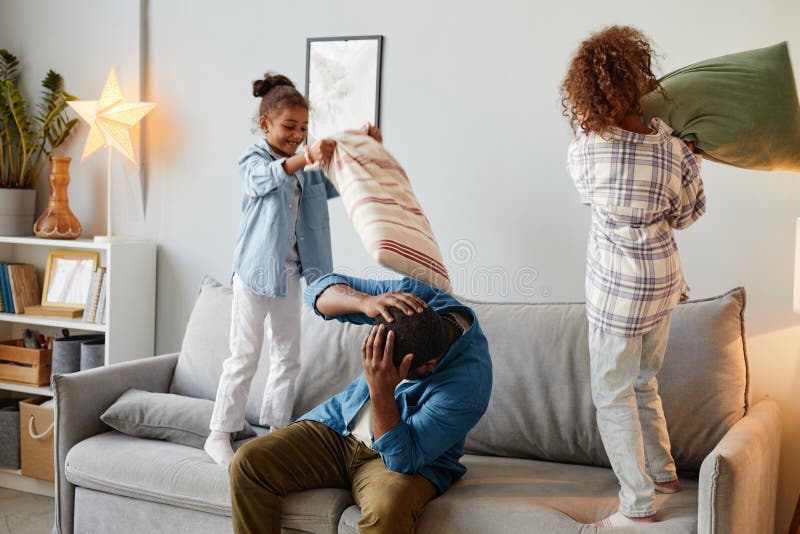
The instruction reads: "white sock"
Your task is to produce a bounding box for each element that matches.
[592,512,652,527]
[204,430,235,466]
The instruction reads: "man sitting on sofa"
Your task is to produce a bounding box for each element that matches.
[229,273,493,534]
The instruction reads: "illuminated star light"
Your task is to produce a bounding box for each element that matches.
[68,66,156,163]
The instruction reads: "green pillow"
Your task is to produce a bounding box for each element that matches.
[641,42,800,172]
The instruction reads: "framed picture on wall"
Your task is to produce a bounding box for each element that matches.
[305,35,383,144]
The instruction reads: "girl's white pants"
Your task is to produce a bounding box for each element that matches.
[210,268,301,432]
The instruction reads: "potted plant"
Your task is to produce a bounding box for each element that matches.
[0,49,77,236]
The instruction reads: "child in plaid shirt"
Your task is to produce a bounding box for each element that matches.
[561,26,705,527]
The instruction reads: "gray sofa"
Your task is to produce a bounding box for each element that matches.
[53,278,780,534]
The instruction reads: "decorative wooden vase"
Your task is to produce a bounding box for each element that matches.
[34,156,82,239]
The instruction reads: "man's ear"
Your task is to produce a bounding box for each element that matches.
[415,359,437,375]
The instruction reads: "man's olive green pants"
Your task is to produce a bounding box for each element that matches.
[229,420,437,534]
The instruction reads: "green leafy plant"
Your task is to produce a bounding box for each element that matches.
[0,49,78,189]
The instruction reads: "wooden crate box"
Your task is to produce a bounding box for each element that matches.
[0,340,52,387]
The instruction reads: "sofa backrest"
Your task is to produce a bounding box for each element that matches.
[461,289,749,472]
[170,277,748,472]
[170,277,370,427]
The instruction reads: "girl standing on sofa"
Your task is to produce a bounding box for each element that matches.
[561,26,705,526]
[205,72,381,466]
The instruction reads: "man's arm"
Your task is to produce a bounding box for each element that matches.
[361,322,488,474]
[361,324,413,440]
[304,273,428,324]
[373,393,486,475]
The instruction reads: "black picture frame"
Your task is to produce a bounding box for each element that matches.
[305,35,383,142]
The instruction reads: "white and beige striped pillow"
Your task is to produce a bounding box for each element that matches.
[323,132,452,293]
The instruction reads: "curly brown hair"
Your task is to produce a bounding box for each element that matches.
[560,26,662,135]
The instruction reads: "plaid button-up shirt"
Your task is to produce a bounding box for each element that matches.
[567,118,705,338]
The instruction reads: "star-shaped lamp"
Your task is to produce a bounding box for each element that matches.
[68,66,155,241]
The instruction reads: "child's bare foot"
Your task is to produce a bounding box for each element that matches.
[654,479,680,494]
[591,512,656,527]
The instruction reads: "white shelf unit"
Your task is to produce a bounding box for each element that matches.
[0,237,155,366]
[0,236,156,494]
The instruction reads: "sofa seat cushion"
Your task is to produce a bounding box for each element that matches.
[65,431,354,530]
[339,455,698,533]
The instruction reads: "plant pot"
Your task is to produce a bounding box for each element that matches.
[0,188,36,237]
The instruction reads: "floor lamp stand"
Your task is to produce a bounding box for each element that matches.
[94,146,116,243]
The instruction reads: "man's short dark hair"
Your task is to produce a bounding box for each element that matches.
[374,306,447,369]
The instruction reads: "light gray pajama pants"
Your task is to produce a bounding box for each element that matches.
[588,316,678,518]
[210,267,302,433]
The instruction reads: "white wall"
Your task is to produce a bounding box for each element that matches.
[2,0,799,530]
[0,0,144,238]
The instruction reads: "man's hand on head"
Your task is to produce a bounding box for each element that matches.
[361,324,413,394]
[362,292,427,323]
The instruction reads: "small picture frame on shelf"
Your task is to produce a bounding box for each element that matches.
[24,250,99,319]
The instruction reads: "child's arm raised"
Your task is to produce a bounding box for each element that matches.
[285,139,336,174]
[237,139,336,197]
[669,143,706,230]
[238,150,295,198]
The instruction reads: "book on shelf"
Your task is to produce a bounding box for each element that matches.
[96,272,108,324]
[8,264,40,314]
[82,271,94,321]
[85,267,106,323]
[0,264,13,314]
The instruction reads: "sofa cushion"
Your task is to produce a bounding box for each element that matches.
[641,42,800,172]
[170,276,368,427]
[463,288,748,472]
[339,454,698,533]
[100,388,256,449]
[325,132,452,292]
[64,431,354,530]
[171,277,747,472]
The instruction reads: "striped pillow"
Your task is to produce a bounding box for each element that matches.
[324,132,452,292]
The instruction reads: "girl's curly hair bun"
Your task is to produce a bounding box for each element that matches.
[252,73,295,98]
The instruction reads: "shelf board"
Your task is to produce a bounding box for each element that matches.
[0,236,152,249]
[0,312,106,332]
[0,236,108,250]
[0,468,54,497]
[0,380,51,397]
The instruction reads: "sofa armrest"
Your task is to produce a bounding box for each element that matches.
[697,397,781,534]
[52,353,179,534]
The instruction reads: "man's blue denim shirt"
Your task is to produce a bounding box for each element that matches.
[231,140,339,297]
[297,273,493,494]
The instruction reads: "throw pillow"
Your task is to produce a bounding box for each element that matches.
[100,388,256,449]
[641,42,800,172]
[324,132,453,292]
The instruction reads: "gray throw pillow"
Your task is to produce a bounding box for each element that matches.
[100,388,256,449]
